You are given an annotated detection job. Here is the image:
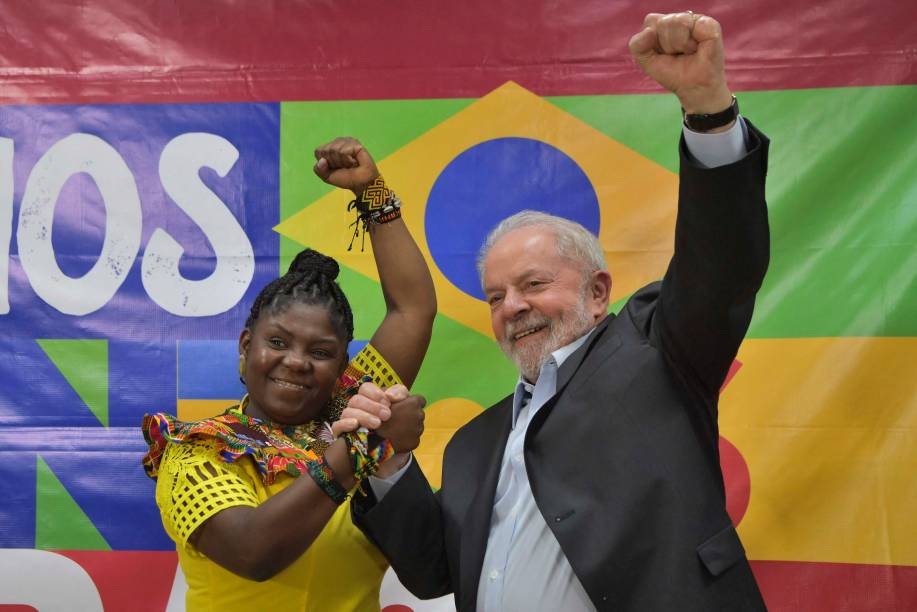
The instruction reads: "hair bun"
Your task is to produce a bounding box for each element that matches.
[288,249,340,280]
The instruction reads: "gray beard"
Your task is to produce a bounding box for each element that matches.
[499,294,594,382]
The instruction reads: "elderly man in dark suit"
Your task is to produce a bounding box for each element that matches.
[336,11,770,611]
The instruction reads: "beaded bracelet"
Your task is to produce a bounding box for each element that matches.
[306,455,349,505]
[335,373,396,483]
[347,175,403,251]
[343,428,396,482]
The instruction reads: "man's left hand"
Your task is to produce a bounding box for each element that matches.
[331,381,394,437]
[629,12,733,115]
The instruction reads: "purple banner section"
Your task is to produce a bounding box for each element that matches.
[177,340,246,400]
[0,102,279,549]
[0,102,279,421]
[1,102,279,339]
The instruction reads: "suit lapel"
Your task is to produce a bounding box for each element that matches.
[458,394,514,611]
[530,315,619,430]
[555,316,612,391]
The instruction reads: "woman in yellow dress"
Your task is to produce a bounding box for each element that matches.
[141,137,436,611]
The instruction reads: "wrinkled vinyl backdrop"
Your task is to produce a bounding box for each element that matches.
[0,1,914,610]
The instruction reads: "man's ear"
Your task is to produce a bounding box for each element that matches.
[589,270,613,319]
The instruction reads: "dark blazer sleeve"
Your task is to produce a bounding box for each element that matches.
[649,120,770,400]
[350,459,454,599]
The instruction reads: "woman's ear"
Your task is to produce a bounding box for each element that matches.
[238,329,252,383]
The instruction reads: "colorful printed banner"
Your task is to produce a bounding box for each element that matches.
[0,1,915,610]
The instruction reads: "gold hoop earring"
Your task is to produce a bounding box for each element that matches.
[239,354,246,380]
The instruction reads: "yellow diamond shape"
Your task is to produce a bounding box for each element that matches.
[276,81,678,338]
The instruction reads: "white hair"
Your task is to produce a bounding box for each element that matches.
[477,210,607,284]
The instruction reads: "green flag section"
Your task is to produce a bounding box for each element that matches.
[279,98,474,271]
[413,314,518,408]
[36,339,109,427]
[550,93,685,173]
[35,455,110,551]
[554,85,917,338]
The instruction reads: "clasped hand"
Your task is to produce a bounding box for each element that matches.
[331,382,426,477]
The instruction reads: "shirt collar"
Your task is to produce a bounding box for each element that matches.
[511,326,596,426]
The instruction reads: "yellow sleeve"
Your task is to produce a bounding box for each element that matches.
[351,343,403,388]
[154,438,260,553]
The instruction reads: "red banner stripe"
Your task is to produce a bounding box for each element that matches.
[54,551,177,612]
[753,560,917,611]
[0,0,913,105]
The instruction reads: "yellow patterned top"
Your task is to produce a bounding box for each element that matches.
[154,343,399,612]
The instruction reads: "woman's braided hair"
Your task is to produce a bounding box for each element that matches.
[244,249,354,344]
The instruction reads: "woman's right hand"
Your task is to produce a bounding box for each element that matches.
[313,137,380,196]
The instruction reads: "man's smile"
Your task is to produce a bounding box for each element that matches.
[513,325,547,342]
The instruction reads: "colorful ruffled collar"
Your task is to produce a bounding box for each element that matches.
[142,367,369,486]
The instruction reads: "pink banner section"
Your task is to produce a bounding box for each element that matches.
[0,0,913,105]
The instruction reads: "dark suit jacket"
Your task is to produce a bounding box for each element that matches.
[353,122,771,611]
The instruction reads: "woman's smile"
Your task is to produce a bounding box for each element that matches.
[269,377,308,392]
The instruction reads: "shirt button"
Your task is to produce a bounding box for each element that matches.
[489,569,501,581]
[513,453,523,463]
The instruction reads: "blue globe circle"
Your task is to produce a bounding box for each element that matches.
[425,137,600,301]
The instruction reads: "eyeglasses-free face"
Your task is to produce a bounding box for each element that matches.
[239,302,348,426]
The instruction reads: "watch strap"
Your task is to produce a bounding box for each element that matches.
[682,95,739,132]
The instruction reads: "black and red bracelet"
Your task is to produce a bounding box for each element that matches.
[347,176,402,251]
